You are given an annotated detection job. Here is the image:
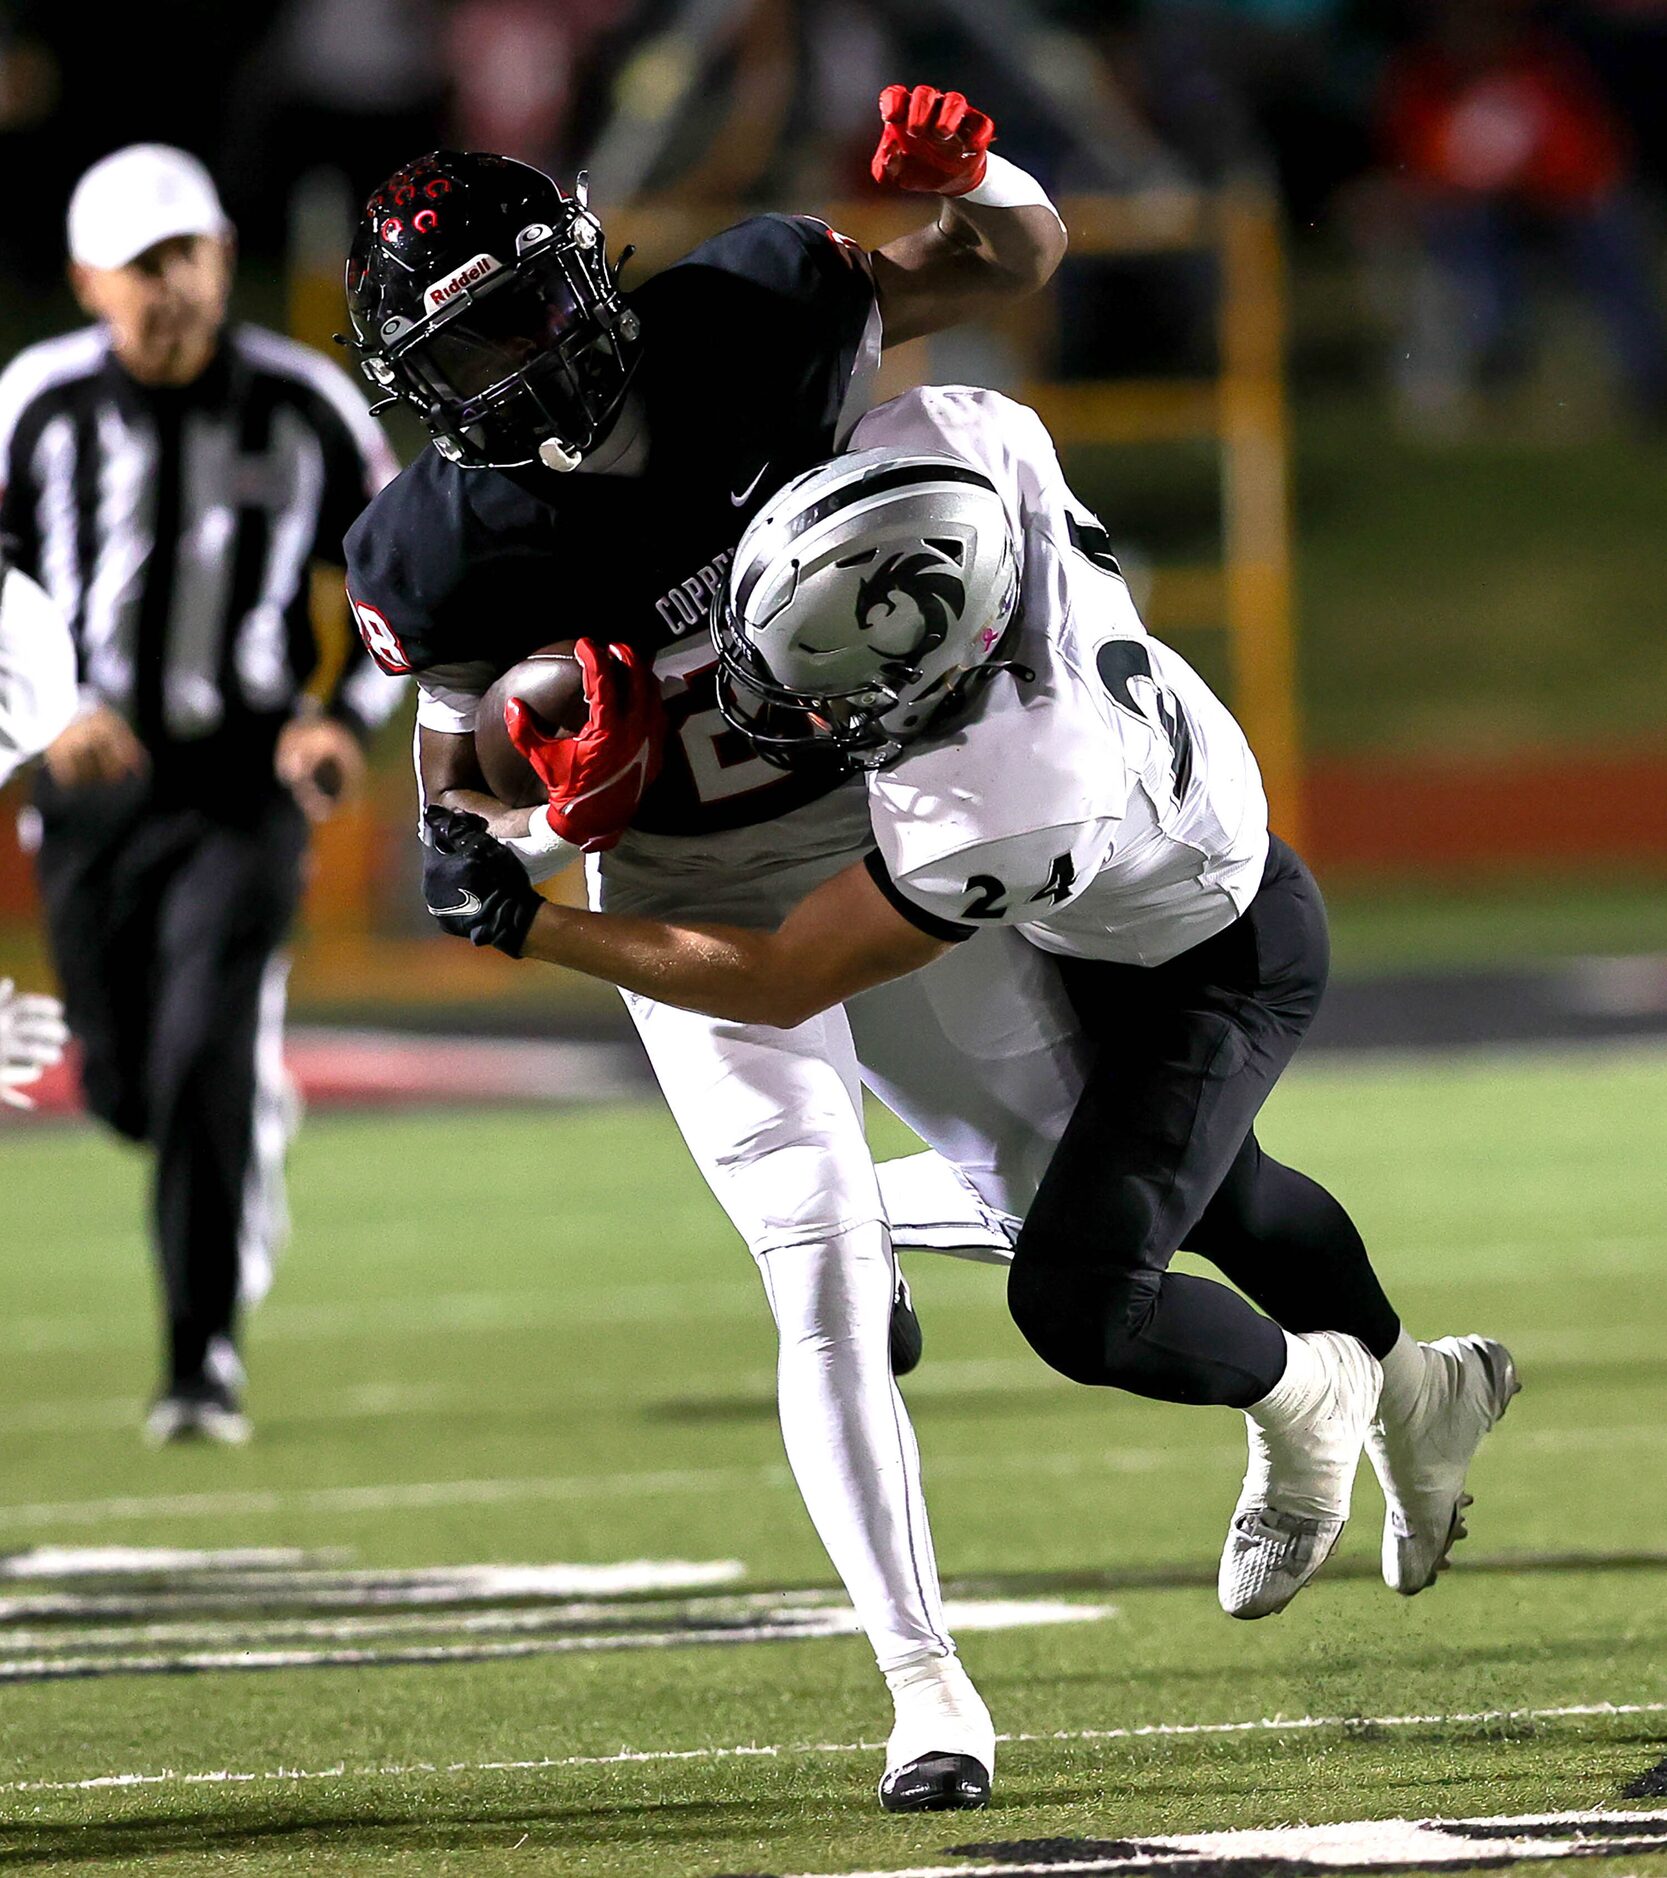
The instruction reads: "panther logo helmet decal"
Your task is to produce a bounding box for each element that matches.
[854,549,966,658]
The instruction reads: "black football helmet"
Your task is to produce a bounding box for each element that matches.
[344,151,640,472]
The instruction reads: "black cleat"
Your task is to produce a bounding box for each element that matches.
[889,1274,923,1377]
[879,1751,990,1813]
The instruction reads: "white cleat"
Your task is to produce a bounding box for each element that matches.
[1220,1330,1382,1620]
[1367,1334,1519,1595]
[143,1381,252,1448]
[879,1653,995,1813]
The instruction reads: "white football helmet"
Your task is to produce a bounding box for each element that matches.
[713,449,1020,769]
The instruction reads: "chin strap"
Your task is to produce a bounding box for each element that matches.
[538,435,582,472]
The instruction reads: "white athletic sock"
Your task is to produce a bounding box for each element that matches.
[1240,1330,1380,1523]
[885,1650,995,1773]
[1376,1326,1428,1427]
[757,1224,953,1670]
[1247,1327,1328,1431]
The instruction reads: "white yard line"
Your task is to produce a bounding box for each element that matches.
[0,1563,753,1626]
[0,1545,334,1578]
[0,1596,1106,1656]
[0,1590,831,1651]
[780,1809,1667,1878]
[0,1600,1109,1683]
[0,1557,742,1607]
[2,1701,1662,1800]
[0,1622,851,1679]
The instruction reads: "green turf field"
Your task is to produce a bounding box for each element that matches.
[1,1049,1664,1876]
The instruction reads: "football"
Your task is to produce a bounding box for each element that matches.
[473,640,587,808]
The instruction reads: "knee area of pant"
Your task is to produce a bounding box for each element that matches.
[1008,1262,1160,1387]
[754,1225,893,1312]
[751,1219,891,1270]
[1006,1265,1103,1385]
[1009,1248,1156,1325]
[1108,1264,1163,1338]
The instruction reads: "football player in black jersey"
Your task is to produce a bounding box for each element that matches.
[346,89,1086,1813]
[342,90,1065,857]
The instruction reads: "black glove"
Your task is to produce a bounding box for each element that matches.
[422,807,541,958]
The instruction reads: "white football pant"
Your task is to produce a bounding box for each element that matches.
[592,785,1083,1669]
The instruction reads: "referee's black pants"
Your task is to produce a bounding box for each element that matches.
[1006,836,1401,1410]
[34,778,307,1388]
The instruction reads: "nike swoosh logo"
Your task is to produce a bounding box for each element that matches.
[427,890,484,919]
[559,736,656,809]
[730,461,769,507]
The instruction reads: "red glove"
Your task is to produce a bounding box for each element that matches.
[505,639,665,854]
[871,85,994,196]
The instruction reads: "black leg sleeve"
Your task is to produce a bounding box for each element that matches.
[1189,1133,1402,1360]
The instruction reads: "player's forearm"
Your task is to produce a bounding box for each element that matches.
[417,728,546,843]
[432,785,544,843]
[874,161,1068,345]
[935,196,1067,293]
[520,904,834,1028]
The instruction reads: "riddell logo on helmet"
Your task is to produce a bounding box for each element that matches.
[422,253,503,313]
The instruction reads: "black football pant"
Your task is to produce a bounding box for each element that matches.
[34,779,306,1388]
[1006,836,1401,1409]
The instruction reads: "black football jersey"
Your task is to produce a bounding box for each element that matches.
[344,213,878,837]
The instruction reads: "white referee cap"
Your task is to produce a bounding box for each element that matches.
[68,144,230,271]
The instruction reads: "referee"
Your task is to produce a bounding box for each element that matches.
[0,144,405,1443]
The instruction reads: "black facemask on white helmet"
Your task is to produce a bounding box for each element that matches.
[712,451,1020,770]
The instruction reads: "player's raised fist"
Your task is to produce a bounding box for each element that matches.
[871,85,994,196]
[506,638,666,854]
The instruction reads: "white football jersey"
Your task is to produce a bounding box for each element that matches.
[850,387,1269,968]
[0,564,76,788]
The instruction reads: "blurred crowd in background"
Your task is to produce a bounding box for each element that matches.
[2,0,1666,433]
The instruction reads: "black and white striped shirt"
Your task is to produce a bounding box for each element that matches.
[0,323,404,796]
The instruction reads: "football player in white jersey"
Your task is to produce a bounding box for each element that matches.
[425,383,1519,1650]
[0,554,74,1108]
